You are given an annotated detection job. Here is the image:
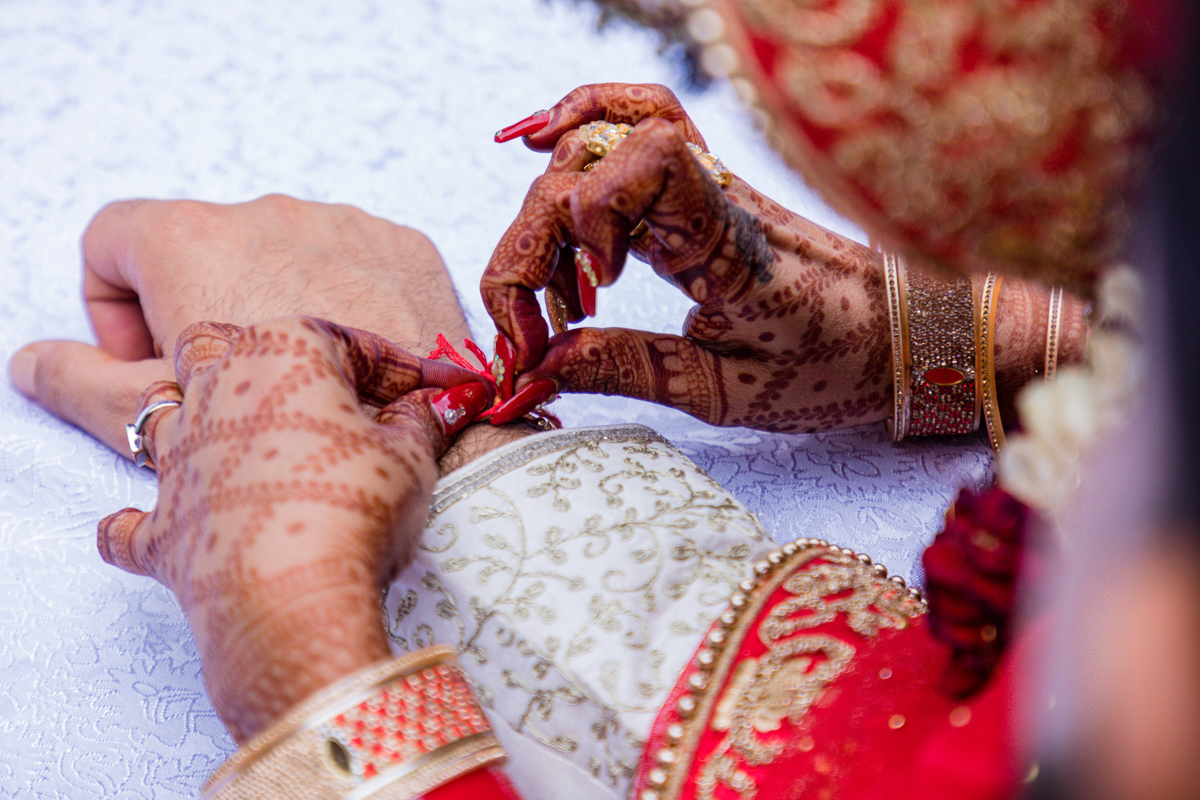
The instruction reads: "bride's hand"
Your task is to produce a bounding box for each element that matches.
[97,317,488,742]
[483,83,892,432]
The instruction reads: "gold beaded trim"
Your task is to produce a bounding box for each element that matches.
[637,540,925,800]
[1044,286,1063,382]
[977,273,1006,452]
[883,252,909,441]
[579,120,733,187]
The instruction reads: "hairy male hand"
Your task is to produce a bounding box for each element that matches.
[10,195,468,455]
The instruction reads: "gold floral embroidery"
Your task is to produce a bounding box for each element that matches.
[740,0,878,48]
[726,0,1152,285]
[651,546,925,800]
[759,559,918,643]
[383,427,772,791]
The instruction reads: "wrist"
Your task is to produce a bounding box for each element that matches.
[993,280,1088,428]
[437,418,540,477]
[189,561,391,743]
[202,646,507,800]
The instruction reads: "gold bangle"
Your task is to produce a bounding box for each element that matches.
[1044,286,1063,382]
[977,273,1006,452]
[201,646,505,800]
[883,252,909,441]
[904,266,980,437]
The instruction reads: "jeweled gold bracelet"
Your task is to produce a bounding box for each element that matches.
[1044,286,1063,382]
[201,646,505,800]
[883,252,909,441]
[978,273,1006,452]
[903,266,980,437]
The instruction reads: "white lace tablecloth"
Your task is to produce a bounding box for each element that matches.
[0,0,993,796]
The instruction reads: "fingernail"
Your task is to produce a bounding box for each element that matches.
[8,348,36,397]
[492,334,516,401]
[495,110,551,143]
[432,382,489,437]
[489,378,558,426]
[576,249,599,317]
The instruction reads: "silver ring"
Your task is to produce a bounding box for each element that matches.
[125,399,182,469]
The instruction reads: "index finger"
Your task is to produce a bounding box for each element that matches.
[81,200,161,361]
[173,317,487,406]
[521,83,707,153]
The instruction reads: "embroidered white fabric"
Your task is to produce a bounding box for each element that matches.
[386,425,775,800]
[0,0,993,796]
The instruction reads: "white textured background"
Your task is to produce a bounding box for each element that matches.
[0,1,992,796]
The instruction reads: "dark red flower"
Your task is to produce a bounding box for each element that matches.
[922,485,1045,697]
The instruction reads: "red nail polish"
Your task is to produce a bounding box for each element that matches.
[492,334,516,401]
[489,378,558,426]
[575,249,599,317]
[495,110,551,143]
[432,382,489,437]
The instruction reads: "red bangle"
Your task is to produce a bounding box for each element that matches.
[423,766,524,800]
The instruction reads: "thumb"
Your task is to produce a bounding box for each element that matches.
[97,507,156,579]
[9,341,174,458]
[512,327,760,428]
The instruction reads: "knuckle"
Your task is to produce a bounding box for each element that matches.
[631,117,683,150]
[252,193,303,217]
[646,83,677,103]
[153,200,225,245]
[527,172,574,202]
[81,199,140,247]
[390,225,438,259]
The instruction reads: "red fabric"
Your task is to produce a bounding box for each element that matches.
[634,549,1027,800]
[713,0,1175,289]
[421,767,524,800]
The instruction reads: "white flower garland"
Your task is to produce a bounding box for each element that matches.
[998,267,1143,515]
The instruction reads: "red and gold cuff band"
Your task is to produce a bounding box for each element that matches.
[201,646,505,800]
[886,253,983,442]
[905,267,980,437]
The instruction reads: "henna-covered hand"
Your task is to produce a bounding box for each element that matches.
[483,83,894,432]
[96,317,487,742]
[9,195,468,456]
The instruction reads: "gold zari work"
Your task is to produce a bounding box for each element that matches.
[651,545,926,800]
[727,0,1152,285]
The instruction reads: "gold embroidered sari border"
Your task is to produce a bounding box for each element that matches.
[431,424,672,515]
[664,546,825,800]
[643,542,926,800]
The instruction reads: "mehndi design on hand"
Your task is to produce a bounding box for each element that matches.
[484,83,892,432]
[97,317,487,742]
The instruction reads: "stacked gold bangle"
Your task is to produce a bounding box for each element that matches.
[977,273,1006,452]
[883,252,908,441]
[885,255,1066,452]
[1044,285,1063,382]
[201,646,505,800]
